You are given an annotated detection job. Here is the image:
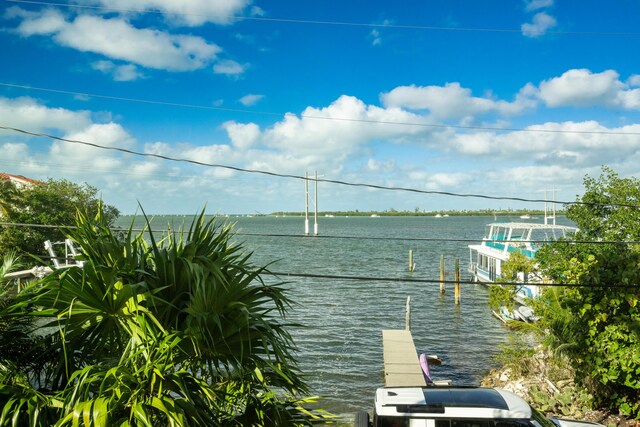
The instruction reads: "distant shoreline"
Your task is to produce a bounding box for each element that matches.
[268,209,561,217]
[118,210,563,218]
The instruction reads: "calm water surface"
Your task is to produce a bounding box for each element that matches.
[115,215,523,420]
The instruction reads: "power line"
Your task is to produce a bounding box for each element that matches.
[0,83,282,119]
[12,254,640,289]
[3,83,640,137]
[268,271,640,289]
[7,0,640,37]
[3,124,640,209]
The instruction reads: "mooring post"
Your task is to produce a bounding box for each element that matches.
[440,254,445,294]
[409,250,414,272]
[454,258,461,305]
[405,296,411,331]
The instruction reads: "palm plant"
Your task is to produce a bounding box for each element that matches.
[0,207,328,426]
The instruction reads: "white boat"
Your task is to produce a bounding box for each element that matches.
[468,218,577,300]
[519,214,531,219]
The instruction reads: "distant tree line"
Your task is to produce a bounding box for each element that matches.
[270,209,557,217]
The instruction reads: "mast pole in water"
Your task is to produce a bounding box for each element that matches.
[305,171,309,235]
[314,170,318,236]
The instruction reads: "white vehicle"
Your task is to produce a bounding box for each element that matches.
[354,387,604,427]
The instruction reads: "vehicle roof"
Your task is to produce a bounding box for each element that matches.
[375,387,532,419]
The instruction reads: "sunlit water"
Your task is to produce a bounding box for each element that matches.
[115,214,539,420]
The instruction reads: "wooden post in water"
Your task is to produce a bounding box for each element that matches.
[440,254,445,294]
[405,296,411,331]
[409,250,414,272]
[454,258,461,305]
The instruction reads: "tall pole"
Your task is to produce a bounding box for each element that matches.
[440,254,445,294]
[454,258,461,305]
[543,188,548,225]
[305,171,309,235]
[552,186,556,226]
[314,170,318,235]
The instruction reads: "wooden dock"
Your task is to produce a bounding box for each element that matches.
[382,329,426,387]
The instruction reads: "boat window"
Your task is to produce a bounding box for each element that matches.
[377,416,410,427]
[434,420,535,427]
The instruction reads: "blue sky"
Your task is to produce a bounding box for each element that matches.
[1,0,640,214]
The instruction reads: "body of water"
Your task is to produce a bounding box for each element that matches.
[115,214,530,420]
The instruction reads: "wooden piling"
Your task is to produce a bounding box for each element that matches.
[405,296,411,330]
[454,258,461,305]
[440,254,445,294]
[409,250,414,272]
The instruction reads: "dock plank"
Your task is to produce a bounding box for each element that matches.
[382,329,426,387]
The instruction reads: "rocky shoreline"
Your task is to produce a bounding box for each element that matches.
[480,348,638,427]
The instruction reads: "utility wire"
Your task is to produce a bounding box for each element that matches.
[13,254,640,289]
[3,83,640,137]
[268,271,640,289]
[4,124,640,209]
[7,0,640,37]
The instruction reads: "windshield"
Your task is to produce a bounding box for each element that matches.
[530,406,556,427]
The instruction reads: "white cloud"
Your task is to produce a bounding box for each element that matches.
[181,144,234,164]
[450,121,640,168]
[261,95,428,158]
[145,142,234,165]
[424,172,472,191]
[0,142,29,160]
[215,95,433,175]
[51,123,135,164]
[213,59,247,76]
[367,158,395,172]
[238,94,264,106]
[536,69,640,108]
[86,0,252,26]
[223,121,260,149]
[0,96,92,133]
[380,83,535,120]
[12,10,221,71]
[92,60,144,81]
[370,29,382,46]
[130,161,161,176]
[524,0,553,12]
[629,75,640,87]
[9,6,66,34]
[521,12,557,37]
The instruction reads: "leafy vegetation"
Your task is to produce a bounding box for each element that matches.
[0,178,119,257]
[489,251,537,312]
[532,167,640,418]
[0,207,329,426]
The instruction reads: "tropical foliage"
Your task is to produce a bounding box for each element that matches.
[0,178,119,257]
[535,167,640,418]
[488,251,537,312]
[0,207,328,426]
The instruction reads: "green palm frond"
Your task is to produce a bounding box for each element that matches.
[0,205,330,426]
